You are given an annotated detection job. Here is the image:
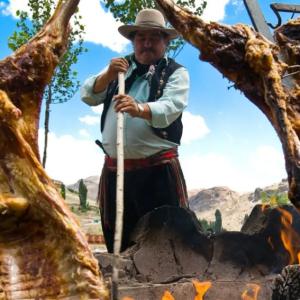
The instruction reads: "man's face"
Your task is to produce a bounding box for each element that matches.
[133,30,169,65]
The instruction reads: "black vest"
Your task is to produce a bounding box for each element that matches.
[101,56,183,144]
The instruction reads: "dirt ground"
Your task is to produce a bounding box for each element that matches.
[64,189,106,252]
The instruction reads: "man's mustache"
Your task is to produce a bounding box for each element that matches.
[141,49,154,53]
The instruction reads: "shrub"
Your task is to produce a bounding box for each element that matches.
[60,183,66,199]
[261,191,290,207]
[199,209,223,235]
[79,179,89,211]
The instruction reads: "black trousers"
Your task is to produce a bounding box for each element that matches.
[98,159,187,253]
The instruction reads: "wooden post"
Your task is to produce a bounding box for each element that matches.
[112,72,125,300]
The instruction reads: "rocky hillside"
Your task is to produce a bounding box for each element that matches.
[66,176,289,231]
[189,186,252,231]
[189,179,289,231]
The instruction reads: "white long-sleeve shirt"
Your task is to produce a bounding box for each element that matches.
[81,56,189,159]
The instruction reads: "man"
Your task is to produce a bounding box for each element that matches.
[81,8,189,253]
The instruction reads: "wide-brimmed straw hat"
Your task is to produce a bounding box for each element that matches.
[118,9,178,40]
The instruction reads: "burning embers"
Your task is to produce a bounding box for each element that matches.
[123,281,263,299]
[193,280,212,300]
[277,207,300,265]
[161,282,262,300]
[160,280,212,299]
[241,284,261,300]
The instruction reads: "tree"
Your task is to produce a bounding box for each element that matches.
[214,209,222,233]
[156,0,300,208]
[103,0,207,57]
[199,209,223,235]
[8,0,86,167]
[60,183,66,199]
[79,179,88,211]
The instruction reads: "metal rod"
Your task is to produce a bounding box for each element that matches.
[243,0,274,42]
[268,3,300,29]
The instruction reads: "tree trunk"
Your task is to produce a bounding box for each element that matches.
[156,0,300,208]
[0,0,108,298]
[42,84,51,168]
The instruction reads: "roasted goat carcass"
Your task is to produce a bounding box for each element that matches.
[0,0,108,298]
[157,0,300,208]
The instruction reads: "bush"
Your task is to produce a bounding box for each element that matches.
[199,209,223,235]
[60,183,66,199]
[79,179,89,211]
[261,191,290,207]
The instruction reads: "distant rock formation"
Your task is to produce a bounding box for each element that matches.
[188,179,289,231]
[249,179,288,202]
[67,176,289,231]
[189,186,240,211]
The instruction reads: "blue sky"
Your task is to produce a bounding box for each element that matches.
[0,0,298,192]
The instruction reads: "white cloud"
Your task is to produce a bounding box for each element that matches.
[2,0,232,51]
[79,106,102,127]
[77,0,129,52]
[2,0,129,53]
[79,110,210,143]
[195,0,231,21]
[39,129,103,185]
[0,2,8,15]
[79,129,90,138]
[231,0,244,11]
[79,115,100,126]
[37,127,286,192]
[91,105,103,115]
[249,145,285,180]
[0,0,29,17]
[181,153,244,191]
[182,111,209,144]
[181,145,286,193]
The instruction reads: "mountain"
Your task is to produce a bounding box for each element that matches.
[189,186,240,211]
[189,179,289,231]
[189,186,252,231]
[67,176,100,201]
[66,176,289,231]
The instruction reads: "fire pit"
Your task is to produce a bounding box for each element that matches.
[96,205,300,299]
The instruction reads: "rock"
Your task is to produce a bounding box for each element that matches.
[95,252,135,282]
[96,204,300,299]
[208,231,274,280]
[117,279,273,300]
[189,180,289,231]
[242,204,300,272]
[189,186,254,231]
[128,206,211,283]
[272,265,300,300]
[189,187,240,212]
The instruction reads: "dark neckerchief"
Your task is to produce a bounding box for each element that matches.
[133,56,164,76]
[133,57,149,76]
[124,56,165,93]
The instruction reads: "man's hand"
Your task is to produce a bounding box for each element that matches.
[113,94,151,120]
[106,58,129,82]
[93,58,129,93]
[114,94,140,117]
